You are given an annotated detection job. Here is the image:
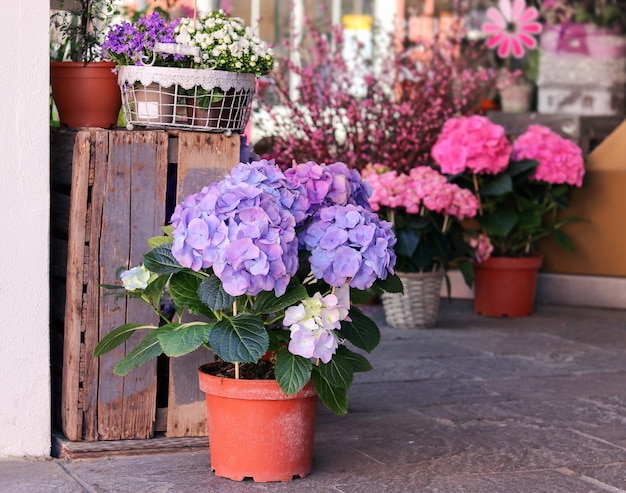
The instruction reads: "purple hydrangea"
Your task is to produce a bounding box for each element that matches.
[327,162,373,210]
[170,160,308,297]
[300,204,396,290]
[102,12,184,67]
[284,161,372,217]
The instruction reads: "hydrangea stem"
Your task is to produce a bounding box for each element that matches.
[233,300,239,379]
[473,174,483,216]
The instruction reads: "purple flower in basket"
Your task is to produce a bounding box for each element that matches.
[102,12,185,67]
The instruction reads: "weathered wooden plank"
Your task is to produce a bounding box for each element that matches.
[83,131,110,441]
[120,130,168,439]
[165,349,210,437]
[96,130,133,440]
[164,132,240,438]
[62,131,92,441]
[176,132,239,200]
[54,433,207,460]
[96,130,166,440]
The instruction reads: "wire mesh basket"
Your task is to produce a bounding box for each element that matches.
[117,44,256,133]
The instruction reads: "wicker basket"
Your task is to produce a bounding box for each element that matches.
[380,270,444,329]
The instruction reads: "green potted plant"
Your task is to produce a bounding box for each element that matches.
[431,115,586,317]
[362,164,479,328]
[94,159,400,482]
[50,0,122,128]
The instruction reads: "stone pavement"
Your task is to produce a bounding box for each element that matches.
[2,299,626,492]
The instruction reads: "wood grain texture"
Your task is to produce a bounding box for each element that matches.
[166,132,239,437]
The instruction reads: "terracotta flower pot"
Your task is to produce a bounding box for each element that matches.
[186,88,249,131]
[50,61,121,128]
[198,363,318,482]
[127,82,176,124]
[473,255,543,318]
[499,82,533,113]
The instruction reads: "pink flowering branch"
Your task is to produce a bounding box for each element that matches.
[257,15,497,173]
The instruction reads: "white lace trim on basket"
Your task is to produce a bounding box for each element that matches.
[118,65,256,92]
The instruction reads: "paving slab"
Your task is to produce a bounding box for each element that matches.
[0,457,83,493]
[2,300,626,492]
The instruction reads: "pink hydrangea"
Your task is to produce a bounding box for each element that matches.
[364,166,479,221]
[432,116,512,175]
[512,125,585,187]
[468,233,494,262]
[365,169,408,212]
[447,187,480,220]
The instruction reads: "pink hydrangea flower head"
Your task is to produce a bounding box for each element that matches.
[432,116,512,175]
[512,125,585,187]
[365,170,407,211]
[482,0,542,59]
[447,186,480,220]
[468,233,494,263]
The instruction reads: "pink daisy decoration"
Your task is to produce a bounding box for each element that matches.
[482,0,542,59]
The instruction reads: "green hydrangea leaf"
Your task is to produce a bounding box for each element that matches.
[142,274,169,307]
[275,349,312,395]
[208,314,269,363]
[374,273,404,294]
[197,275,235,310]
[157,322,214,357]
[143,244,182,274]
[312,370,348,415]
[480,173,513,196]
[113,329,164,376]
[316,352,353,389]
[336,346,373,373]
[338,306,381,353]
[479,208,519,237]
[168,271,213,317]
[94,323,154,357]
[251,282,308,314]
[147,234,173,250]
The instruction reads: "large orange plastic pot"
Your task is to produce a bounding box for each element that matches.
[473,255,543,317]
[198,363,318,482]
[50,61,121,128]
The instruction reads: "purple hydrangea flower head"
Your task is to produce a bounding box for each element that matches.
[285,161,373,220]
[102,12,184,67]
[300,204,396,290]
[170,160,307,297]
[327,162,373,210]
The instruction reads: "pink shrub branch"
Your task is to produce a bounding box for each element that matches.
[257,17,497,173]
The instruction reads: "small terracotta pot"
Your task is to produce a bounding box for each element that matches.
[473,255,543,318]
[186,89,248,131]
[50,61,121,128]
[198,363,318,482]
[129,82,175,124]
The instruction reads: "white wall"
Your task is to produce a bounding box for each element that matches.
[0,0,51,456]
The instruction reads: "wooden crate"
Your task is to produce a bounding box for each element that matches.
[50,128,240,441]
